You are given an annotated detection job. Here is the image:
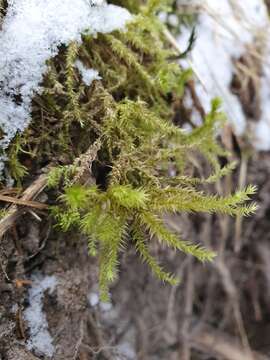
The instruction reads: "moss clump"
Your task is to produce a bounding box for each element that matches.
[4,0,256,300]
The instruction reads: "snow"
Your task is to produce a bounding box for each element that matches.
[0,0,131,152]
[87,287,136,359]
[116,341,136,360]
[88,291,99,307]
[87,289,113,310]
[253,46,270,150]
[24,275,58,358]
[100,300,113,312]
[253,120,270,150]
[178,0,270,149]
[75,60,101,86]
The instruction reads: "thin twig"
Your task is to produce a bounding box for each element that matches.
[0,173,47,240]
[180,259,194,360]
[191,325,268,360]
[234,155,248,253]
[163,27,208,92]
[0,194,48,210]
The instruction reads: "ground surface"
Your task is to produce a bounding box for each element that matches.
[1,2,270,359]
[1,149,270,360]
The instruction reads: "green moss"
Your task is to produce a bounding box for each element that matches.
[3,1,256,301]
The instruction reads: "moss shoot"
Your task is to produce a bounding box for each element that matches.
[2,0,256,301]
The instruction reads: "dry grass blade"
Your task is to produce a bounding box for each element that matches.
[163,27,208,92]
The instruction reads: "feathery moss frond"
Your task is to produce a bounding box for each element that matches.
[205,161,238,183]
[97,214,127,301]
[148,185,257,216]
[108,185,149,209]
[51,207,80,232]
[143,0,173,15]
[11,2,256,300]
[59,185,89,210]
[133,226,179,285]
[47,165,77,188]
[139,212,216,262]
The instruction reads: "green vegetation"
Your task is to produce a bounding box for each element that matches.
[5,0,256,300]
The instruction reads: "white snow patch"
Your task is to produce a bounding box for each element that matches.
[75,60,101,86]
[88,291,99,307]
[116,342,136,360]
[11,303,18,314]
[24,275,57,358]
[90,0,105,5]
[100,301,113,312]
[253,117,270,151]
[0,0,131,151]
[87,290,113,310]
[178,0,270,145]
[252,46,270,150]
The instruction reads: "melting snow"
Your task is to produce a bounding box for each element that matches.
[24,275,58,358]
[88,291,100,307]
[178,0,270,149]
[0,0,131,151]
[75,60,102,86]
[116,342,136,360]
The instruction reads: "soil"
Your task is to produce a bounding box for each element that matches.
[1,2,270,358]
[1,149,270,360]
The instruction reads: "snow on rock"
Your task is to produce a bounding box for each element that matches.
[24,275,58,358]
[0,0,131,151]
[178,0,270,148]
[75,60,102,86]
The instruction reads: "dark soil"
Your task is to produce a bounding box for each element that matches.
[1,149,270,360]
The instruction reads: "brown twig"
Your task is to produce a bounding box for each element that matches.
[180,259,194,360]
[16,306,26,340]
[163,28,208,92]
[0,173,47,240]
[234,154,248,253]
[191,325,268,360]
[187,79,206,118]
[215,258,254,357]
[0,194,48,210]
